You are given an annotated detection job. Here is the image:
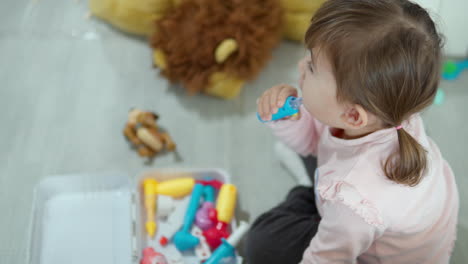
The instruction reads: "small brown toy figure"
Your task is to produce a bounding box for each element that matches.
[123,109,176,158]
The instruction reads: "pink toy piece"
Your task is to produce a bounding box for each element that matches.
[141,247,168,264]
[141,257,152,264]
[195,202,216,230]
[143,247,158,258]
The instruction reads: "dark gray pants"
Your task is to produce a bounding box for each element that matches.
[244,156,320,264]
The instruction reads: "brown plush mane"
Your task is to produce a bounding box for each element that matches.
[151,0,283,94]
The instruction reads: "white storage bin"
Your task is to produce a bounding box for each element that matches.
[28,169,238,264]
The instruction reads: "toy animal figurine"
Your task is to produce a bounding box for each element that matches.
[123,109,176,158]
[89,0,326,99]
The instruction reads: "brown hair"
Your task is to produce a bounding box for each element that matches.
[305,0,443,186]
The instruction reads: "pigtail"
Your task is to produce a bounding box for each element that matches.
[384,128,427,186]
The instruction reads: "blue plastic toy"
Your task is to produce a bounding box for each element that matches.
[257,96,303,122]
[204,185,216,203]
[204,221,250,264]
[173,183,204,251]
[204,238,237,264]
[442,60,468,81]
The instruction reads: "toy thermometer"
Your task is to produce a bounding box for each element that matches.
[257,96,303,122]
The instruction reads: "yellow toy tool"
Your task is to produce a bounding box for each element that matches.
[143,179,158,237]
[156,178,195,198]
[143,177,196,237]
[202,184,237,249]
[216,184,237,223]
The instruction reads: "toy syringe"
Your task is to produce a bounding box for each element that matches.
[257,96,303,122]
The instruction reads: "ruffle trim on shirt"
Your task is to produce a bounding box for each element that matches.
[318,181,385,229]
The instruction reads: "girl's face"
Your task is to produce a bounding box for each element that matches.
[298,49,345,128]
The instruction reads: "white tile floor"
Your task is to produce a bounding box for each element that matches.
[0,0,466,263]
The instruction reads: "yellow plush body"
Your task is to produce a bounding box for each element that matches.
[89,0,173,35]
[281,0,326,42]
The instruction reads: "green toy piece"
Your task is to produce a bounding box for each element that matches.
[442,60,468,80]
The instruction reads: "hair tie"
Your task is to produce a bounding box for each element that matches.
[395,125,403,130]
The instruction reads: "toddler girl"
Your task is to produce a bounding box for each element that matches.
[246,0,459,263]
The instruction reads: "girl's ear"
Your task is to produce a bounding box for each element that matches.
[340,104,368,129]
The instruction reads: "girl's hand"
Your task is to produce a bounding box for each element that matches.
[257,84,300,121]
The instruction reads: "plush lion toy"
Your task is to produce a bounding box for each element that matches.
[150,0,283,98]
[89,0,325,99]
[89,0,324,41]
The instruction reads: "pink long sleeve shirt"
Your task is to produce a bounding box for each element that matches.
[268,106,459,264]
